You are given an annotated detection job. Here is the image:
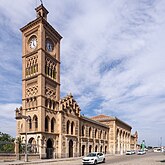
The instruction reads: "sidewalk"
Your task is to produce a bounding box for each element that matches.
[0,156,83,165]
[0,154,114,165]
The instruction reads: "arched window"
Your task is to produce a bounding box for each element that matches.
[105,131,107,140]
[100,130,102,139]
[45,116,49,132]
[49,100,52,109]
[52,101,56,110]
[33,115,38,129]
[67,120,70,134]
[51,118,55,132]
[28,117,32,130]
[89,127,92,138]
[82,125,85,137]
[71,121,74,135]
[95,129,97,138]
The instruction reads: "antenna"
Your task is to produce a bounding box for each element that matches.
[35,0,43,7]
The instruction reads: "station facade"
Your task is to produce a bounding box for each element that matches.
[15,4,138,159]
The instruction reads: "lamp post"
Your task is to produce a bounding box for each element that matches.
[24,116,30,162]
[20,115,30,162]
[15,109,30,162]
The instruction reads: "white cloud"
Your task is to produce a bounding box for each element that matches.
[0,103,21,136]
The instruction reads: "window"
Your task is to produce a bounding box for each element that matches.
[67,120,70,134]
[45,116,49,132]
[100,130,102,139]
[105,132,107,140]
[95,129,97,138]
[29,117,32,130]
[89,127,92,138]
[33,115,38,129]
[51,118,55,132]
[71,122,74,135]
[82,125,85,136]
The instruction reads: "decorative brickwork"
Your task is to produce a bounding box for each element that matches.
[26,54,38,77]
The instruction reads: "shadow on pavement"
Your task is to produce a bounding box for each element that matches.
[160,160,165,163]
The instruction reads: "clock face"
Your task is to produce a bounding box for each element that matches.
[46,40,53,52]
[29,36,37,49]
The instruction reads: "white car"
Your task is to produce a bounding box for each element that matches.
[153,148,161,152]
[137,150,146,155]
[82,152,105,164]
[126,150,132,155]
[131,150,136,154]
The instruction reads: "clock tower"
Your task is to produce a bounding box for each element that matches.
[16,4,62,159]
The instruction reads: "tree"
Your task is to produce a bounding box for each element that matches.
[0,132,15,153]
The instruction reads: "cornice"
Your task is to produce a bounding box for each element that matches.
[20,17,42,32]
[20,17,62,41]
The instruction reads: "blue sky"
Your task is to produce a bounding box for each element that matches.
[0,0,165,147]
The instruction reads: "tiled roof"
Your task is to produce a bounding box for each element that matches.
[91,115,132,128]
[81,115,109,128]
[91,114,115,121]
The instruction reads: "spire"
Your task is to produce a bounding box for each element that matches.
[35,4,49,20]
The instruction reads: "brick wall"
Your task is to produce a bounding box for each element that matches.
[0,153,40,161]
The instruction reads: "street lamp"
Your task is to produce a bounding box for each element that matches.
[15,109,30,162]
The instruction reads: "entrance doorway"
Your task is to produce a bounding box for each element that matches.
[69,140,73,157]
[95,145,97,152]
[105,146,107,154]
[46,139,53,159]
[82,145,85,156]
[89,145,92,153]
[100,146,102,152]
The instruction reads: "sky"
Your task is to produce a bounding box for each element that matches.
[0,0,165,147]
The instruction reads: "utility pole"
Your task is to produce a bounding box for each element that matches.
[15,110,30,162]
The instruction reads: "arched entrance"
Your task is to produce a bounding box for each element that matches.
[28,137,37,153]
[89,145,92,153]
[105,146,107,154]
[100,146,102,152]
[46,139,53,159]
[82,145,85,156]
[95,145,98,152]
[69,140,73,157]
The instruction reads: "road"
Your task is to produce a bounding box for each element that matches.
[49,152,165,165]
[2,152,165,165]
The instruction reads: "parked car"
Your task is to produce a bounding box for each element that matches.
[126,150,133,155]
[82,152,105,164]
[131,150,136,154]
[153,148,161,152]
[137,150,146,155]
